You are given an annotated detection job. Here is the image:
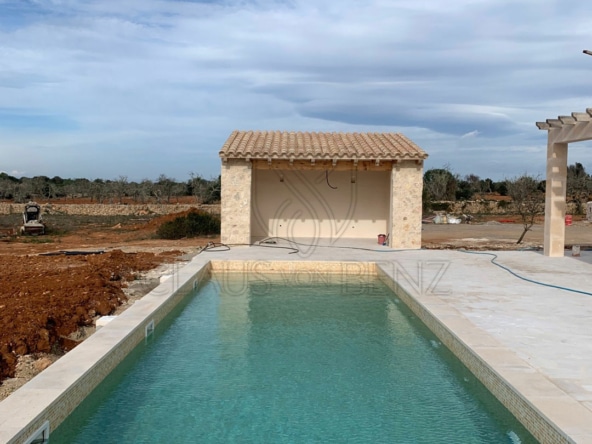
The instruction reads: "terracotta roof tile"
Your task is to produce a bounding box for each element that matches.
[219,131,428,161]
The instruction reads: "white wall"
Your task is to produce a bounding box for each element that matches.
[251,169,390,241]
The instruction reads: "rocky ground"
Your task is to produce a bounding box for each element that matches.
[0,210,216,400]
[421,217,592,250]
[1,210,591,401]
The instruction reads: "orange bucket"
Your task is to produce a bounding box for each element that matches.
[565,215,573,226]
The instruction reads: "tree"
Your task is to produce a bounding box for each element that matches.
[494,180,509,196]
[30,176,55,200]
[90,179,107,203]
[566,163,591,214]
[423,167,458,213]
[12,181,32,203]
[112,175,129,204]
[423,167,458,202]
[507,174,544,244]
[456,174,481,200]
[208,175,221,203]
[189,173,206,203]
[189,173,221,204]
[155,174,176,203]
[0,178,16,199]
[480,178,494,194]
[138,179,154,203]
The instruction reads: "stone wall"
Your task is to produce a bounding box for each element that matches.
[429,200,580,216]
[220,159,252,244]
[390,160,423,249]
[0,203,220,217]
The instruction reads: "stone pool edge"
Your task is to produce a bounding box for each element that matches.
[375,264,591,444]
[0,258,587,443]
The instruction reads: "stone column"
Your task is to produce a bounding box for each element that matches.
[390,160,423,249]
[221,159,252,245]
[544,141,568,257]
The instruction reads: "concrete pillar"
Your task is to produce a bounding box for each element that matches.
[221,159,252,245]
[543,142,568,257]
[390,160,423,249]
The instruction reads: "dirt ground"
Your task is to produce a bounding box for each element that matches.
[421,219,592,250]
[0,210,217,399]
[1,210,591,401]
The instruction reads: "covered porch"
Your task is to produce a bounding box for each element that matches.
[219,131,428,249]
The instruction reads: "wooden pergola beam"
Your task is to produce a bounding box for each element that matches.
[546,119,562,128]
[536,122,550,130]
[549,120,592,144]
[572,112,591,122]
[536,110,592,144]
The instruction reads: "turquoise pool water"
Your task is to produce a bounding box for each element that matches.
[52,273,536,443]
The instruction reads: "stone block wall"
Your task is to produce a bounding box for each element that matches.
[220,159,252,244]
[390,160,423,249]
[429,200,580,216]
[0,203,220,217]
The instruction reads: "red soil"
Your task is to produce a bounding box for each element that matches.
[0,210,218,385]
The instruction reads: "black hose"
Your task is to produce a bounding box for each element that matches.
[39,250,105,256]
[325,170,338,189]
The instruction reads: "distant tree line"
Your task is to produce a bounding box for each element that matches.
[424,166,515,203]
[423,162,592,215]
[0,172,221,205]
[424,165,592,244]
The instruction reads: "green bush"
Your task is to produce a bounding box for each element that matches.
[156,211,220,239]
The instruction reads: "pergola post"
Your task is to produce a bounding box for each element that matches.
[537,108,592,257]
[543,141,568,257]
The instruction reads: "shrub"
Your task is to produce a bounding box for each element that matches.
[156,210,220,239]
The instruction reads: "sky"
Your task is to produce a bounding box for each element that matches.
[1,0,592,182]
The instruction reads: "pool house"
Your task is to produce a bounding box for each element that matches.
[219,131,428,248]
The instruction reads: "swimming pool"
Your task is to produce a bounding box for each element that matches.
[51,272,536,443]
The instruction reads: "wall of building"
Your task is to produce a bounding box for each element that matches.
[220,159,252,244]
[251,169,390,241]
[390,161,423,249]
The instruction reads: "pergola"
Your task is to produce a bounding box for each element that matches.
[536,108,592,256]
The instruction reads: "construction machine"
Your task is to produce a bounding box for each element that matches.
[20,201,46,235]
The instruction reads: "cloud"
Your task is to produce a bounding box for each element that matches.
[0,169,25,177]
[460,130,480,139]
[1,0,592,180]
